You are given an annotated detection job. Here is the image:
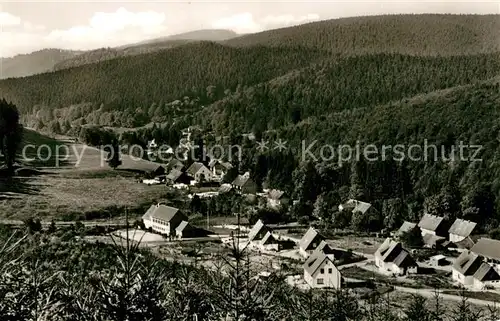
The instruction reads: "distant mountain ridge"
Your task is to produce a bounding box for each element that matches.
[0,29,240,79]
[0,49,82,80]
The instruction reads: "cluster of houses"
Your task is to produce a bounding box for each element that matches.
[245,220,345,289]
[382,213,500,290]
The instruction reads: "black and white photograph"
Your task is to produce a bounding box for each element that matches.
[0,0,500,319]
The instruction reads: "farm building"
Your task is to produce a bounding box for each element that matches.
[299,227,325,258]
[175,221,205,239]
[375,238,418,276]
[166,158,184,172]
[142,204,187,236]
[186,162,213,183]
[231,174,258,195]
[338,199,378,217]
[165,169,191,185]
[471,238,500,271]
[247,219,270,243]
[208,159,233,181]
[303,251,342,289]
[448,219,477,243]
[259,231,280,251]
[394,221,418,240]
[429,255,448,267]
[418,214,448,237]
[452,250,500,290]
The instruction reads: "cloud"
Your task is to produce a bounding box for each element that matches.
[0,11,22,26]
[212,13,321,34]
[45,7,167,49]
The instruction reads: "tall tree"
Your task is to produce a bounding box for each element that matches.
[0,99,22,172]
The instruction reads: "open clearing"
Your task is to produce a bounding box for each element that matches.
[0,130,175,220]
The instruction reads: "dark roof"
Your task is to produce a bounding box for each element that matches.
[418,214,445,232]
[299,227,324,251]
[142,204,183,222]
[448,219,477,237]
[397,221,418,235]
[166,169,183,181]
[474,263,500,282]
[393,250,417,268]
[453,251,483,275]
[167,158,184,171]
[232,175,255,188]
[375,238,416,267]
[303,251,337,276]
[248,220,268,242]
[471,238,500,260]
[176,220,193,233]
[187,162,208,176]
[315,240,337,255]
[261,231,278,245]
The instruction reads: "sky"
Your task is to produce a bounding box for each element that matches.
[0,1,499,57]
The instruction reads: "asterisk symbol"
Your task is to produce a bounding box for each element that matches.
[274,139,287,152]
[256,139,269,152]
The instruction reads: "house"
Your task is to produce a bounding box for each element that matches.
[231,174,258,195]
[429,255,449,267]
[394,221,418,239]
[471,238,500,270]
[165,169,190,185]
[266,189,289,209]
[299,227,325,258]
[166,158,184,172]
[448,219,477,243]
[452,250,500,289]
[247,219,270,243]
[453,236,477,251]
[418,214,448,237]
[259,231,280,251]
[142,204,188,236]
[148,165,166,178]
[338,199,378,216]
[186,162,213,183]
[374,238,418,275]
[208,159,232,181]
[303,250,342,289]
[175,221,207,239]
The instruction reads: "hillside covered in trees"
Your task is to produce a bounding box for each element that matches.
[224,14,500,55]
[2,14,500,233]
[52,29,240,71]
[0,49,82,79]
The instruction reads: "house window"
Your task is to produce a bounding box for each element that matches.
[317,278,324,285]
[328,268,332,274]
[320,268,324,274]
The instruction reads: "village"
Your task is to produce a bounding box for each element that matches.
[104,135,500,306]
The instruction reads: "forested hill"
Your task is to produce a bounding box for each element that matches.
[0,42,328,114]
[224,14,500,55]
[53,29,240,71]
[200,53,500,134]
[0,49,82,80]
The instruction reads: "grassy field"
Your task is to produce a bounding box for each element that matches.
[0,129,183,220]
